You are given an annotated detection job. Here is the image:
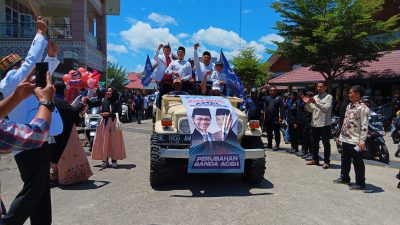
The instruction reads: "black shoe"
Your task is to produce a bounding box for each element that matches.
[273,145,280,151]
[349,184,365,191]
[286,149,293,153]
[305,156,313,161]
[296,152,305,157]
[301,153,311,159]
[267,144,272,149]
[333,178,350,184]
[398,182,400,189]
[349,184,366,190]
[289,149,297,154]
[396,173,400,180]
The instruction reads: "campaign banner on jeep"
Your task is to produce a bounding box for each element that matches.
[180,95,245,173]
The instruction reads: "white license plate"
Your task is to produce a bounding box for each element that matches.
[90,132,96,136]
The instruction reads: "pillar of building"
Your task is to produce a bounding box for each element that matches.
[96,1,107,55]
[70,0,87,41]
[88,18,94,34]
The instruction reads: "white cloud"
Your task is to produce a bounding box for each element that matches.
[107,54,117,63]
[107,43,128,54]
[192,27,246,50]
[148,13,178,26]
[120,21,180,54]
[177,33,189,39]
[248,41,266,59]
[259,34,284,45]
[243,9,253,14]
[135,64,144,72]
[124,17,138,25]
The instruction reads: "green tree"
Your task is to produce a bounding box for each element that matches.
[106,62,129,91]
[231,47,269,89]
[271,0,400,91]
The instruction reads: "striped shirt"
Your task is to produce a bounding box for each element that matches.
[0,118,49,154]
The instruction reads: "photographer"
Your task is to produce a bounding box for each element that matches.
[1,69,55,225]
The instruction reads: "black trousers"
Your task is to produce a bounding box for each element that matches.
[135,108,142,123]
[298,123,311,154]
[266,119,281,146]
[341,142,366,186]
[311,126,331,163]
[3,145,52,225]
[288,123,299,150]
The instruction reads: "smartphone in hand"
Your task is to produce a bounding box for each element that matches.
[35,62,48,88]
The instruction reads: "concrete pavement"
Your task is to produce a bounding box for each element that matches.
[1,120,399,225]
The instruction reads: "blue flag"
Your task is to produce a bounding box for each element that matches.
[141,55,153,86]
[220,50,245,98]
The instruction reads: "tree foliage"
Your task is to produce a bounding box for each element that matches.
[271,0,400,88]
[231,47,269,88]
[106,62,129,91]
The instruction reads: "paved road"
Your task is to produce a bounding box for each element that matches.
[1,120,399,225]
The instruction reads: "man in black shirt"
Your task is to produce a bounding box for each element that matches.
[264,86,284,150]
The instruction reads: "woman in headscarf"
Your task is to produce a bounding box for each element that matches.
[49,81,93,185]
[92,87,126,168]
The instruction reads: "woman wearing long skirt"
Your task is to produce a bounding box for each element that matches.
[92,87,126,168]
[49,82,93,184]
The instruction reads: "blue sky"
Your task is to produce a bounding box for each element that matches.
[106,0,283,72]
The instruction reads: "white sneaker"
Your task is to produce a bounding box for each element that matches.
[101,161,109,169]
[111,162,118,168]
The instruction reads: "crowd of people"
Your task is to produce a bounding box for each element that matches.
[1,15,400,225]
[243,82,400,190]
[0,16,126,225]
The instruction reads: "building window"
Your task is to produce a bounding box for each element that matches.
[4,0,34,38]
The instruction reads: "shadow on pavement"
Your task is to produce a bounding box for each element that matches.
[328,163,341,169]
[363,183,385,194]
[156,174,274,198]
[54,180,110,190]
[93,163,136,170]
[115,163,137,170]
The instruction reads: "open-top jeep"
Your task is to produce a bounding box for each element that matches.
[150,95,266,188]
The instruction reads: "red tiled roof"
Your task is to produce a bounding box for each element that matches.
[125,72,144,89]
[269,50,400,84]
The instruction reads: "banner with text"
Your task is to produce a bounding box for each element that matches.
[180,95,245,173]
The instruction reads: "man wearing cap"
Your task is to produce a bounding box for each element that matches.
[194,43,215,81]
[169,78,188,95]
[210,61,226,94]
[165,46,192,81]
[0,16,62,225]
[212,108,236,143]
[191,108,213,146]
[153,44,173,108]
[152,44,172,82]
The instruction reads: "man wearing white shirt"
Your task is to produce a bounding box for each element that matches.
[153,44,173,108]
[194,43,215,81]
[165,46,192,81]
[0,16,61,225]
[152,44,172,82]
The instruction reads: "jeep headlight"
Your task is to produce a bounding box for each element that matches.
[178,118,190,134]
[237,119,244,135]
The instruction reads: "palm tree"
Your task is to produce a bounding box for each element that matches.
[106,62,129,91]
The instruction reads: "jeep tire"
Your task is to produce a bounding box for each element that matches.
[241,136,266,184]
[150,134,169,188]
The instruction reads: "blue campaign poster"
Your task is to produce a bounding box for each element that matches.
[180,95,245,173]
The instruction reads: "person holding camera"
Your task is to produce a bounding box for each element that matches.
[0,69,56,225]
[0,16,62,225]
